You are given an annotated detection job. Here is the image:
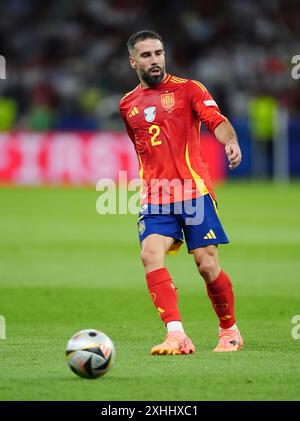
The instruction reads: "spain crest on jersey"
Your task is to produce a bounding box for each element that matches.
[144,106,156,122]
[161,92,175,110]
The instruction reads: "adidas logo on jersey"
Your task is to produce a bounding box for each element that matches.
[129,106,139,118]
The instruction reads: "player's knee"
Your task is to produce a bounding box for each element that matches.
[195,254,219,282]
[140,248,162,268]
[196,256,215,274]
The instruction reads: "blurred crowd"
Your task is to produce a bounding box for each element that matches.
[0,0,299,131]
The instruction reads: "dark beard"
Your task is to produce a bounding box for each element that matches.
[141,68,164,87]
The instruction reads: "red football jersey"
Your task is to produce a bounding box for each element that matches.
[119,74,227,204]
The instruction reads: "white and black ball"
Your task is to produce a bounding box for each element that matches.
[66,329,115,379]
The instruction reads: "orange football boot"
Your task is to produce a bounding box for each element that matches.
[151,331,195,355]
[213,328,244,352]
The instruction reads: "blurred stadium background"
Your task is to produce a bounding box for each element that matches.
[0,0,300,182]
[0,0,300,402]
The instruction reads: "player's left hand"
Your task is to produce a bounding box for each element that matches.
[225,143,242,170]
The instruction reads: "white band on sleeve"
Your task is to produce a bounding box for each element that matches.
[204,100,217,107]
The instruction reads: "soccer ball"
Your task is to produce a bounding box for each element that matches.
[66,329,115,379]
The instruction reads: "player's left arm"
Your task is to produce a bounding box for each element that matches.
[188,80,242,170]
[214,121,242,170]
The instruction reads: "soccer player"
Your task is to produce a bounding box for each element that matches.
[120,30,243,355]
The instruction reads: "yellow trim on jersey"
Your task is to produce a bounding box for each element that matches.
[191,80,207,92]
[163,74,172,84]
[137,154,143,180]
[170,77,187,84]
[137,154,144,205]
[185,142,209,196]
[170,75,188,83]
[214,110,228,122]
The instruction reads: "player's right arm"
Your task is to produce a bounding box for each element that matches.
[119,100,135,143]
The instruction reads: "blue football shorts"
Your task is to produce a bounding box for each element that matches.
[137,194,229,253]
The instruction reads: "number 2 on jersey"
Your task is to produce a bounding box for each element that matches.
[149,124,162,146]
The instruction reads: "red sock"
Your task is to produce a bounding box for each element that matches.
[146,267,181,325]
[206,270,236,329]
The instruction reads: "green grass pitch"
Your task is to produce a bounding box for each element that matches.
[0,182,299,401]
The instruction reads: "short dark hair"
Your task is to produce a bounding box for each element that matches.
[127,30,163,54]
